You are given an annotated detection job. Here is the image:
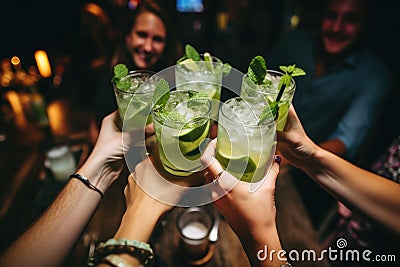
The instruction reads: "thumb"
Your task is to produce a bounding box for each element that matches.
[263,155,281,190]
[200,138,217,169]
[200,139,225,184]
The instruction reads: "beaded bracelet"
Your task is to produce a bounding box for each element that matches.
[88,238,155,267]
[70,173,104,198]
[102,254,133,267]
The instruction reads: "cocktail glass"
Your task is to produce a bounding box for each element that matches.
[175,56,223,120]
[240,70,296,131]
[113,70,162,131]
[152,90,211,176]
[216,97,276,183]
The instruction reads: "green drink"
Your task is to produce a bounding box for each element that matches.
[175,55,223,120]
[216,97,275,182]
[152,90,211,176]
[241,70,295,131]
[113,70,162,131]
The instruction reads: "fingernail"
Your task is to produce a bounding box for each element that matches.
[274,155,281,164]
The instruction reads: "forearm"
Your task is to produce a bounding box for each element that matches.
[78,152,119,193]
[95,207,162,267]
[240,225,288,267]
[114,207,161,242]
[303,148,400,235]
[318,138,346,157]
[0,179,102,267]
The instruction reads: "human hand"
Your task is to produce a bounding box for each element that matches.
[276,105,320,170]
[125,158,176,216]
[112,162,169,242]
[114,154,204,242]
[78,111,154,193]
[201,139,281,242]
[126,144,205,207]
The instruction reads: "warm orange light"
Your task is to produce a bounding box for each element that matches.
[47,100,66,136]
[5,90,27,127]
[34,50,52,78]
[10,56,20,66]
[85,3,109,24]
[290,15,300,29]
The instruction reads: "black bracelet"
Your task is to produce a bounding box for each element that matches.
[70,173,104,199]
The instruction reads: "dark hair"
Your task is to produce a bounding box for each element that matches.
[110,0,182,71]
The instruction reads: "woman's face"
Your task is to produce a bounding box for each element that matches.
[126,11,167,69]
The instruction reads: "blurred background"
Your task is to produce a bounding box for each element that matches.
[1,0,399,158]
[1,0,398,67]
[0,1,399,263]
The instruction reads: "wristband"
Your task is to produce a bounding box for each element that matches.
[70,173,104,198]
[89,238,154,266]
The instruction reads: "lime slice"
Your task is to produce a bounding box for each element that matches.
[124,98,149,121]
[276,101,290,131]
[180,58,200,72]
[179,120,209,142]
[183,146,201,160]
[216,150,257,182]
[203,52,213,72]
[179,121,210,155]
[265,95,275,103]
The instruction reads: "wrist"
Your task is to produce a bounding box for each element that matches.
[77,154,115,193]
[302,145,328,177]
[244,223,280,248]
[114,209,161,242]
[242,224,285,266]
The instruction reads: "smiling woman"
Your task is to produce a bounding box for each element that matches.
[111,0,182,72]
[90,0,183,145]
[125,10,167,69]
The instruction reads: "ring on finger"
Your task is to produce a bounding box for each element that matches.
[213,170,224,184]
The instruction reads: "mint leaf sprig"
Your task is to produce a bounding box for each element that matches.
[246,55,274,125]
[222,62,232,76]
[152,79,172,123]
[112,63,131,92]
[152,80,209,126]
[258,101,279,125]
[258,64,306,125]
[153,79,170,109]
[248,55,267,85]
[185,44,201,61]
[276,64,306,102]
[182,44,232,75]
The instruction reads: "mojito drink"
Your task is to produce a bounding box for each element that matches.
[113,70,162,131]
[216,97,275,182]
[152,90,211,176]
[241,70,295,131]
[175,55,223,120]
